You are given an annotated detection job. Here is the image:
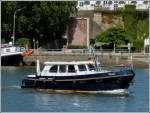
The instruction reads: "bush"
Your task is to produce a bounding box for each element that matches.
[67,45,87,49]
[16,38,31,47]
[124,5,136,11]
[90,39,95,45]
[1,38,6,44]
[133,39,144,49]
[96,27,130,45]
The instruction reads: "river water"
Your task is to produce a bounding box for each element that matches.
[1,66,149,112]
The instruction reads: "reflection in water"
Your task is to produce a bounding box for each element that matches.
[72,95,80,107]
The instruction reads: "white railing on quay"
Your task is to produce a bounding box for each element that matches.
[32,48,148,55]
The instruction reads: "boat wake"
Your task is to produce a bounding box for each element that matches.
[32,89,130,96]
[8,85,21,89]
[88,89,130,95]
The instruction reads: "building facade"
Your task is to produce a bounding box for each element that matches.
[68,17,90,47]
[77,0,149,11]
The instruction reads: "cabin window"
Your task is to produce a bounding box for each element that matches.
[78,64,87,71]
[6,49,10,52]
[59,65,66,73]
[49,65,58,73]
[87,64,95,71]
[68,65,76,73]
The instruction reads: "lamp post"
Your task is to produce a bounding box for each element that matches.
[113,43,115,53]
[36,40,39,55]
[33,38,35,53]
[12,7,26,46]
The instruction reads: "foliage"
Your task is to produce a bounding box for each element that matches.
[1,2,17,41]
[68,45,87,49]
[133,39,144,49]
[90,39,95,45]
[16,38,31,47]
[1,38,6,44]
[96,7,149,49]
[123,5,137,42]
[96,27,130,45]
[2,1,77,48]
[137,19,149,40]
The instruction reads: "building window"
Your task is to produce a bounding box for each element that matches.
[49,65,58,73]
[108,1,112,5]
[78,65,87,71]
[143,1,148,4]
[91,4,95,6]
[68,65,76,73]
[103,1,108,5]
[114,1,118,3]
[131,1,137,4]
[96,1,101,5]
[79,2,84,7]
[59,65,66,73]
[114,4,118,9]
[119,1,125,4]
[84,1,90,5]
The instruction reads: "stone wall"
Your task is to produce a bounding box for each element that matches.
[67,11,124,46]
[91,12,124,39]
[68,17,89,46]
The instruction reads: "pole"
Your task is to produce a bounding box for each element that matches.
[12,7,26,46]
[148,3,150,110]
[12,13,16,46]
[36,40,38,55]
[114,43,115,53]
[33,38,35,53]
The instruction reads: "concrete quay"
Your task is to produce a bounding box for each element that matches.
[24,52,149,68]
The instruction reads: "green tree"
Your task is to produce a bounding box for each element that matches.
[123,5,137,42]
[16,38,31,47]
[1,1,17,42]
[96,27,130,46]
[137,19,148,40]
[1,1,77,48]
[122,5,149,49]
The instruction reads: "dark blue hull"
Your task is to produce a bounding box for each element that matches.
[21,70,135,91]
[1,54,24,66]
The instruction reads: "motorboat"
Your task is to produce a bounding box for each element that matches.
[21,59,135,92]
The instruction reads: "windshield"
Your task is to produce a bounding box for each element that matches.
[87,64,95,71]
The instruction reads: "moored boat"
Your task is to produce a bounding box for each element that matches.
[21,60,135,92]
[1,43,33,66]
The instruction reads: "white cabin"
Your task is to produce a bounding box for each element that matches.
[1,46,26,57]
[33,61,108,77]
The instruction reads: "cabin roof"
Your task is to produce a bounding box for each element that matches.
[44,61,95,65]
